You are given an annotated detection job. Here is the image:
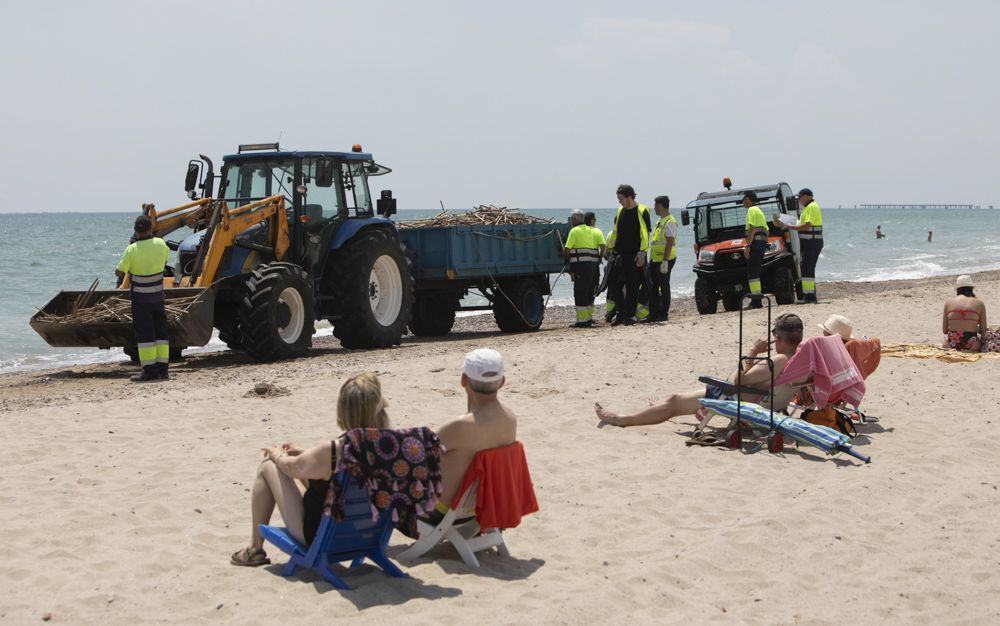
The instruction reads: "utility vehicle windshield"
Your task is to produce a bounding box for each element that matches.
[688,188,787,244]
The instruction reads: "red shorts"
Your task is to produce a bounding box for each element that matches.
[947,330,978,351]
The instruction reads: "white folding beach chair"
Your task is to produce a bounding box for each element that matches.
[398,479,510,568]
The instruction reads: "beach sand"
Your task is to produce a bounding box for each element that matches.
[2,270,999,624]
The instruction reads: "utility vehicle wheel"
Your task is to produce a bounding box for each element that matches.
[123,346,185,362]
[494,278,545,332]
[773,265,796,305]
[694,277,718,315]
[721,292,741,312]
[409,292,458,337]
[330,230,413,349]
[239,263,315,361]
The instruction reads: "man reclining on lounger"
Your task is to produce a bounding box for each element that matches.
[595,313,804,427]
[425,348,517,524]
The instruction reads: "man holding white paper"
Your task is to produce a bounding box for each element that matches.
[776,188,824,303]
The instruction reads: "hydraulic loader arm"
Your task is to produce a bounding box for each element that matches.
[192,195,289,287]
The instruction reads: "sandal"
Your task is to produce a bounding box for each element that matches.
[686,432,723,447]
[230,546,271,567]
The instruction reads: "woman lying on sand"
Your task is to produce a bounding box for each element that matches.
[595,313,803,427]
[230,372,389,567]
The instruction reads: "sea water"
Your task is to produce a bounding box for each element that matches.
[2,207,997,373]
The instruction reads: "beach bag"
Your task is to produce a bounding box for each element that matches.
[802,406,856,438]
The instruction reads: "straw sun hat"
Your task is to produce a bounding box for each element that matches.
[819,314,853,341]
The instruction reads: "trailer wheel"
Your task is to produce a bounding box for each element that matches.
[773,265,796,305]
[409,293,458,336]
[694,277,718,315]
[494,278,544,332]
[330,230,413,349]
[238,263,315,361]
[721,292,741,312]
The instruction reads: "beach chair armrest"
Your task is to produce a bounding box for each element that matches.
[698,375,769,398]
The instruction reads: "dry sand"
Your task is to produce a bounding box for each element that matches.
[1,270,999,624]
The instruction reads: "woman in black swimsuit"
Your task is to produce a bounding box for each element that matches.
[230,372,390,567]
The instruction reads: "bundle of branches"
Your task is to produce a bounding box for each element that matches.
[397,205,555,229]
[36,292,202,324]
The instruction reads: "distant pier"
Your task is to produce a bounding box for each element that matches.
[856,203,983,209]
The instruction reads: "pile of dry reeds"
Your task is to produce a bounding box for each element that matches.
[396,205,554,229]
[35,283,200,324]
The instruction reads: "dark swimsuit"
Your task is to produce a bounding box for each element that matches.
[302,440,337,544]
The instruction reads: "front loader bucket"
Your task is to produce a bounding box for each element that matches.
[30,287,217,349]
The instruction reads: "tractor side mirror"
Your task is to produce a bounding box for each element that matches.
[185,161,201,199]
[786,197,797,214]
[681,209,690,226]
[377,190,397,217]
[315,159,335,187]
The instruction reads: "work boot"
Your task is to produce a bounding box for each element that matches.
[622,318,636,326]
[604,311,615,323]
[157,363,170,380]
[803,295,818,304]
[639,315,659,324]
[131,366,161,382]
[747,298,763,310]
[610,314,623,327]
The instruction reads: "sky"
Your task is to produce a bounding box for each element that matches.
[1,1,998,213]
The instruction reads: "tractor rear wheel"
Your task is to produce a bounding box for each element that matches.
[773,265,795,305]
[409,292,458,337]
[238,263,315,361]
[694,277,718,315]
[494,278,545,332]
[330,230,413,349]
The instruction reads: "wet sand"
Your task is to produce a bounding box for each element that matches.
[1,269,998,624]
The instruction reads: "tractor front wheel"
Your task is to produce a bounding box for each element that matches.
[773,265,796,305]
[238,263,315,361]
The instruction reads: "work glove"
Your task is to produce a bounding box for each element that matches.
[659,261,670,275]
[634,251,646,268]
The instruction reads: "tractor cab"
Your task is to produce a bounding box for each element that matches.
[177,143,397,281]
[679,182,803,314]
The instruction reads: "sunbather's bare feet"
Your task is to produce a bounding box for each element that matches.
[594,402,625,427]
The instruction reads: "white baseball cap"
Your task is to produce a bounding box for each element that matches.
[463,348,504,383]
[818,314,853,341]
[957,275,974,288]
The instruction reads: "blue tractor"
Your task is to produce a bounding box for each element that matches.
[31,143,414,361]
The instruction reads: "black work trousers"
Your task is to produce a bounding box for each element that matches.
[132,296,169,372]
[648,258,676,320]
[747,240,767,302]
[572,262,599,309]
[621,256,644,320]
[799,238,823,297]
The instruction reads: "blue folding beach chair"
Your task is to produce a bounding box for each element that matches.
[258,471,407,590]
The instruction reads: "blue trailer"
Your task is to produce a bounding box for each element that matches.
[398,222,571,335]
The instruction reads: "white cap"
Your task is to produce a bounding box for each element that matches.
[818,314,853,341]
[957,275,974,288]
[463,348,504,383]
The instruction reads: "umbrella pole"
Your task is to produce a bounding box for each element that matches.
[837,445,871,464]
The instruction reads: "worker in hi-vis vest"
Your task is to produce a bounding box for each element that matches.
[743,190,768,310]
[777,187,823,303]
[563,209,603,327]
[608,184,651,325]
[645,194,678,322]
[115,214,171,381]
